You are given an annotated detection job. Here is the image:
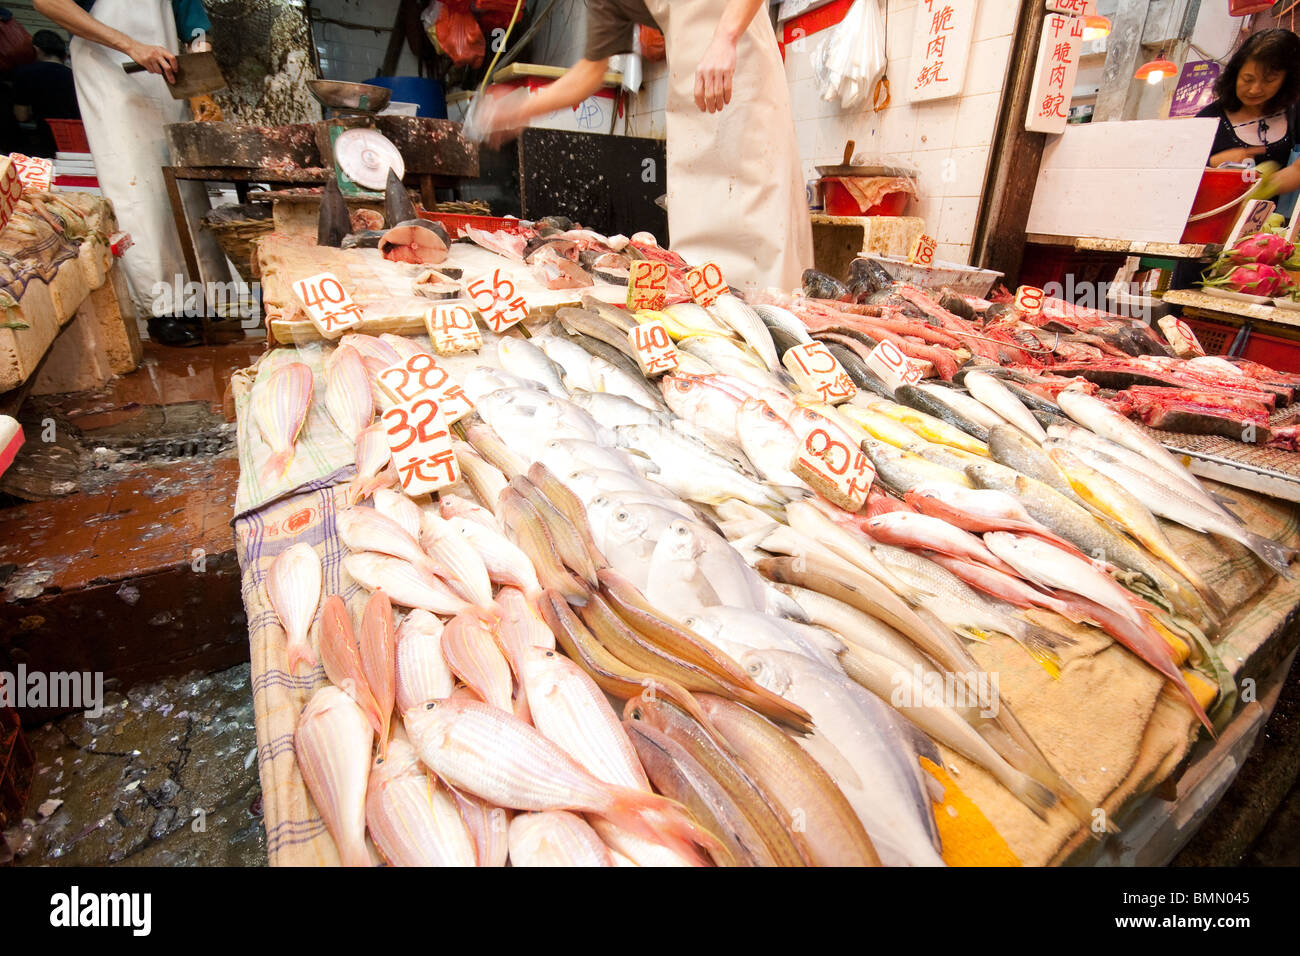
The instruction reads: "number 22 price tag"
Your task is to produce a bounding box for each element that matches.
[377,351,475,423]
[782,342,857,405]
[382,395,460,497]
[627,260,669,311]
[293,272,364,340]
[466,269,528,333]
[864,340,923,392]
[628,319,679,377]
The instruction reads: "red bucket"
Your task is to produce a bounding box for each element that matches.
[1181,167,1256,245]
[821,179,909,217]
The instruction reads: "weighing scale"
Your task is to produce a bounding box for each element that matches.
[308,79,406,198]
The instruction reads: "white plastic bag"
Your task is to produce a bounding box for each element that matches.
[812,0,886,110]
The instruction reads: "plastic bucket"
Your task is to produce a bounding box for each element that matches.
[366,76,447,119]
[1181,167,1255,245]
[821,179,909,217]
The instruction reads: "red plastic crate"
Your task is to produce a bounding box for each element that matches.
[419,211,528,240]
[1180,316,1237,356]
[0,706,34,831]
[46,119,89,153]
[1241,330,1300,374]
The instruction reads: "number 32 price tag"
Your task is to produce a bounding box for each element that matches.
[466,269,529,333]
[628,319,679,377]
[782,342,857,405]
[382,395,460,497]
[377,351,475,423]
[293,272,364,340]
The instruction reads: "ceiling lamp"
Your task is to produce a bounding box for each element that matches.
[1136,51,1177,85]
[1082,14,1111,41]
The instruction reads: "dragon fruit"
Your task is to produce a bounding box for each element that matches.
[1202,262,1295,297]
[1219,232,1295,268]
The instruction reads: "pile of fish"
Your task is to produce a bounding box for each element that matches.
[251,226,1300,866]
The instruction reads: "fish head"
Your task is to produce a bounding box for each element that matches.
[739,650,791,696]
[660,520,707,563]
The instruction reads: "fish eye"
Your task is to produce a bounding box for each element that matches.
[425,701,437,710]
[545,651,555,658]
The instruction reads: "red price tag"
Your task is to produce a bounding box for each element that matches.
[628,319,679,377]
[466,269,529,333]
[382,395,460,496]
[424,303,483,355]
[293,272,364,339]
[686,262,729,307]
[908,234,938,266]
[1158,316,1206,358]
[377,351,475,423]
[864,340,924,392]
[782,342,857,405]
[0,157,22,232]
[1014,285,1045,316]
[792,427,875,512]
[8,153,52,193]
[627,260,669,311]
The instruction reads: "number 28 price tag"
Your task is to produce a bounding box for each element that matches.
[424,303,483,355]
[627,260,669,311]
[382,395,460,497]
[782,343,857,405]
[864,340,924,392]
[792,427,875,512]
[1158,316,1206,358]
[686,262,729,308]
[628,319,679,377]
[908,234,938,266]
[293,272,364,340]
[377,351,475,423]
[466,269,529,333]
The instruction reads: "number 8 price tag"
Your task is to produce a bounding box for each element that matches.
[382,395,460,497]
[377,351,475,422]
[864,340,924,392]
[1014,285,1045,316]
[466,269,529,333]
[1158,315,1206,358]
[627,260,669,311]
[293,272,364,340]
[782,342,857,405]
[628,319,679,377]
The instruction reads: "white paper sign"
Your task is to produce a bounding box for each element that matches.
[0,156,22,232]
[864,340,924,391]
[782,342,857,404]
[907,0,977,103]
[382,395,460,496]
[377,352,475,422]
[628,320,680,377]
[1026,13,1085,134]
[424,302,483,355]
[1045,0,1096,14]
[292,272,365,340]
[792,425,876,512]
[465,269,529,334]
[1158,316,1206,358]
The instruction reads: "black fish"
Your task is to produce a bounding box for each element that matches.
[938,292,975,321]
[895,384,990,441]
[383,169,416,228]
[318,177,349,247]
[847,258,893,301]
[824,342,896,400]
[341,230,383,249]
[766,323,807,356]
[984,302,1014,321]
[802,269,849,301]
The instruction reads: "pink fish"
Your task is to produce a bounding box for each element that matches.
[295,685,374,867]
[252,362,314,484]
[324,345,373,443]
[395,609,455,712]
[318,594,384,736]
[266,542,322,676]
[441,610,516,714]
[358,588,397,755]
[349,422,396,504]
[366,735,477,867]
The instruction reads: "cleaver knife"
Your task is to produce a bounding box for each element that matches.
[122,51,227,100]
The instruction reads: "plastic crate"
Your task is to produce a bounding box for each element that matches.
[1180,316,1237,355]
[1019,243,1128,293]
[46,119,89,153]
[1242,330,1300,374]
[419,211,528,240]
[0,706,34,830]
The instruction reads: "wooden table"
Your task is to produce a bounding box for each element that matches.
[1026,233,1224,260]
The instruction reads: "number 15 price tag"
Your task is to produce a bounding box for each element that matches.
[782,342,857,405]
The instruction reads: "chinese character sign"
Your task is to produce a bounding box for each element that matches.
[9,153,53,193]
[629,320,680,377]
[1169,61,1221,118]
[908,234,938,265]
[907,0,976,103]
[382,396,460,497]
[1026,13,1084,134]
[782,342,857,405]
[0,156,22,232]
[293,273,365,340]
[1045,0,1096,14]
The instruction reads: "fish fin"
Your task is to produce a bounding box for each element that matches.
[287,640,317,677]
[1244,532,1295,579]
[764,482,812,504]
[261,450,294,485]
[1012,775,1058,822]
[604,789,725,856]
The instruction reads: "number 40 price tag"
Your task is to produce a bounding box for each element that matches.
[382,395,460,497]
[424,303,483,355]
[628,320,679,377]
[293,272,364,340]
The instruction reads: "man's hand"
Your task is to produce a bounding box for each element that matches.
[127,42,178,83]
[694,34,737,113]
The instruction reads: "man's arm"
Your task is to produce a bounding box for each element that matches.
[484,57,610,141]
[1209,145,1266,166]
[33,0,178,81]
[695,0,765,113]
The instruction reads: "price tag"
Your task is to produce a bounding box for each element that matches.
[424,302,483,355]
[908,234,938,266]
[292,272,364,340]
[377,352,475,423]
[628,320,679,377]
[627,260,670,311]
[864,340,924,391]
[791,427,875,512]
[382,395,460,496]
[109,231,133,257]
[1158,316,1206,358]
[466,268,529,333]
[1226,199,1276,248]
[782,342,857,405]
[1014,285,1045,316]
[0,156,22,232]
[686,262,729,307]
[8,153,52,193]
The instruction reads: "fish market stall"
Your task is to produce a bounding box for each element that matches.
[229,212,1300,866]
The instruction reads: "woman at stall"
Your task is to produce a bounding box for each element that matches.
[33,0,226,346]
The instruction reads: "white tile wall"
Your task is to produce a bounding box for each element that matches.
[312,0,419,83]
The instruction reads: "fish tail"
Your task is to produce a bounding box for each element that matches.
[1009,620,1071,679]
[1243,532,1295,579]
[605,788,725,857]
[1011,773,1058,821]
[349,471,394,505]
[1171,671,1216,736]
[287,639,317,677]
[261,449,294,485]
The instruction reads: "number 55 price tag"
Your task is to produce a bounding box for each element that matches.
[382,395,460,497]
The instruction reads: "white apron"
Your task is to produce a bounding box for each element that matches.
[70,0,228,318]
[642,0,812,293]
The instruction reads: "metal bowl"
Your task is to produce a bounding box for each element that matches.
[308,79,392,113]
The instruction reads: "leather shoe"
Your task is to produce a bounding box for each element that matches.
[147,316,203,347]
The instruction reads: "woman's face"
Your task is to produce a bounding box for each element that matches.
[1237,58,1286,110]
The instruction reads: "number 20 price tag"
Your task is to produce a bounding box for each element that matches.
[382,395,460,497]
[864,340,923,392]
[293,272,364,340]
[792,427,875,512]
[686,262,729,308]
[627,260,669,311]
[628,319,679,377]
[377,352,475,423]
[466,269,529,333]
[782,342,857,405]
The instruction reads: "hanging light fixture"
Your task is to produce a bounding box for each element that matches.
[1082,14,1111,42]
[1136,50,1178,85]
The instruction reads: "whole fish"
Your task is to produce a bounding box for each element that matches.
[862,437,972,494]
[570,390,669,428]
[647,518,767,618]
[462,421,529,479]
[678,335,787,392]
[710,294,780,372]
[476,388,608,459]
[903,480,1083,553]
[535,334,608,392]
[661,374,744,445]
[447,785,510,866]
[753,302,813,346]
[508,811,614,866]
[512,474,601,586]
[366,735,477,867]
[404,694,713,852]
[589,819,706,866]
[344,552,472,616]
[866,511,1020,576]
[661,302,735,338]
[588,495,690,587]
[556,306,641,361]
[253,361,314,483]
[986,424,1076,499]
[497,337,568,397]
[965,370,1046,442]
[913,383,1008,433]
[736,399,805,486]
[861,399,990,456]
[528,463,609,572]
[358,588,397,754]
[697,694,880,867]
[339,332,401,369]
[684,605,841,669]
[616,424,787,509]
[324,345,374,442]
[463,366,538,404]
[440,492,501,529]
[338,506,441,579]
[295,686,373,867]
[444,514,541,598]
[498,487,590,604]
[769,582,934,673]
[372,488,421,541]
[442,610,516,714]
[419,510,494,608]
[395,609,455,712]
[267,542,322,676]
[319,595,383,735]
[349,422,396,503]
[495,587,555,673]
[563,468,676,509]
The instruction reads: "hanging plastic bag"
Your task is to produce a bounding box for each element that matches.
[639,26,665,62]
[811,0,886,111]
[425,0,486,68]
[611,29,643,94]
